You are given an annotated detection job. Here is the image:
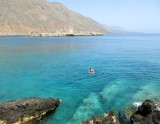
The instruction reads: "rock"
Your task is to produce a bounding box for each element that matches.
[130,99,160,124]
[0,97,61,124]
[118,111,130,124]
[118,105,137,124]
[81,99,160,124]
[138,99,156,115]
[125,106,138,117]
[81,110,119,124]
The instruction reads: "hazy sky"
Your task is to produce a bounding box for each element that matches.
[48,0,160,33]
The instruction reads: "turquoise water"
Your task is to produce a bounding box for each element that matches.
[0,34,160,123]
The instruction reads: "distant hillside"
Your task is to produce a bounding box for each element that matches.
[104,25,142,34]
[104,25,129,34]
[0,0,110,35]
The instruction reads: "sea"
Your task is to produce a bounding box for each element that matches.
[0,34,160,124]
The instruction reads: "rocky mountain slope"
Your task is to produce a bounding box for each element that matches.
[0,0,110,35]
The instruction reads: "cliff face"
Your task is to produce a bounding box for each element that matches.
[0,0,109,35]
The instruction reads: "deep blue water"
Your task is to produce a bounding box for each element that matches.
[0,34,160,124]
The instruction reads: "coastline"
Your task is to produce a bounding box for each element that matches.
[0,98,159,124]
[1,33,159,37]
[0,33,103,37]
[31,32,103,37]
[0,35,30,37]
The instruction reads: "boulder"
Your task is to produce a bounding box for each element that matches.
[81,110,119,124]
[0,97,61,124]
[130,99,160,124]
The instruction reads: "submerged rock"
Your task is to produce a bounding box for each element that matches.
[0,97,61,124]
[130,99,160,124]
[118,111,130,124]
[118,104,137,124]
[81,110,119,124]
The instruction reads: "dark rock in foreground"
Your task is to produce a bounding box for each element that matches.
[130,99,160,124]
[0,97,61,124]
[81,110,119,124]
[82,99,160,124]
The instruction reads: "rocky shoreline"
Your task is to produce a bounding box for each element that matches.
[130,100,160,124]
[0,32,103,37]
[31,32,103,37]
[81,110,119,124]
[82,99,160,124]
[0,98,159,124]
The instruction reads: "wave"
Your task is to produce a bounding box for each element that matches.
[133,102,142,108]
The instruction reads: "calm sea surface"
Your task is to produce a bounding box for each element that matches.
[0,34,160,123]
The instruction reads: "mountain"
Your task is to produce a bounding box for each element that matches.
[0,0,110,35]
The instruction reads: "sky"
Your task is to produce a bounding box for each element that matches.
[48,0,160,33]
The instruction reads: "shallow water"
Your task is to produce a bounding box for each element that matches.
[0,34,160,124]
